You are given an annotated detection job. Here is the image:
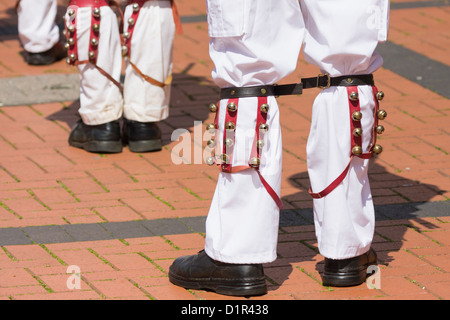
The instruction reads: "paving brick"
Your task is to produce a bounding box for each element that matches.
[0,285,49,298]
[0,0,448,301]
[0,268,39,287]
[14,290,102,300]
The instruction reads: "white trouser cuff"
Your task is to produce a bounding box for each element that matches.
[204,246,277,264]
[79,104,123,125]
[318,243,372,260]
[123,105,169,123]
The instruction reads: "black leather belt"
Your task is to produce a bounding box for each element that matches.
[220,74,375,99]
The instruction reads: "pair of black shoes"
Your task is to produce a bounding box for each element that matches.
[68,119,162,153]
[169,248,378,297]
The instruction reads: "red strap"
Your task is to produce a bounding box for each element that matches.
[371,85,380,148]
[124,2,141,57]
[309,86,376,199]
[308,156,353,199]
[65,5,123,93]
[221,98,238,173]
[171,0,183,35]
[348,86,362,155]
[126,1,182,34]
[227,165,283,210]
[65,6,79,65]
[257,171,283,210]
[252,97,282,209]
[88,5,101,64]
[69,0,109,7]
[248,97,268,162]
[128,0,149,5]
[209,97,282,210]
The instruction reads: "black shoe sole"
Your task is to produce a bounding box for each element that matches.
[322,262,378,287]
[168,271,267,297]
[128,139,162,153]
[322,269,369,287]
[69,140,123,153]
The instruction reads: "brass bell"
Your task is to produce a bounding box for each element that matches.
[90,38,98,46]
[205,156,215,166]
[67,38,75,46]
[132,3,140,12]
[64,42,70,49]
[121,45,128,57]
[227,102,237,112]
[260,104,269,113]
[259,123,269,133]
[249,157,261,168]
[225,138,233,148]
[373,144,383,154]
[92,7,101,18]
[88,51,96,60]
[352,111,362,121]
[67,24,75,33]
[349,91,359,101]
[68,9,75,16]
[376,91,384,101]
[208,103,217,113]
[377,109,387,120]
[92,23,100,32]
[225,121,235,131]
[123,32,130,39]
[206,123,216,132]
[376,125,385,134]
[352,145,362,155]
[66,53,76,65]
[353,128,362,137]
[221,154,230,164]
[256,139,264,149]
[207,138,215,148]
[128,18,135,26]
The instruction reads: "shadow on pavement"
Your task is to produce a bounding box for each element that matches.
[271,159,445,288]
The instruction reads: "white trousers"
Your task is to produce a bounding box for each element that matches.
[17,0,60,53]
[204,0,390,262]
[65,1,175,125]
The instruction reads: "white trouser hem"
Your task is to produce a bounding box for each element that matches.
[18,0,60,53]
[80,107,123,126]
[204,246,277,265]
[23,32,59,53]
[319,243,372,260]
[123,104,169,123]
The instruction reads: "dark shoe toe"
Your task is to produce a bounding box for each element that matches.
[68,120,122,153]
[26,41,67,66]
[322,248,377,287]
[122,118,162,152]
[169,250,267,297]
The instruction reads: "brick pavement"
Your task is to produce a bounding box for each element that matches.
[0,0,449,302]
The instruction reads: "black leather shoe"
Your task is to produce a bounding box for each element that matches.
[169,250,267,297]
[68,119,122,153]
[25,41,67,66]
[122,118,162,152]
[322,248,377,287]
